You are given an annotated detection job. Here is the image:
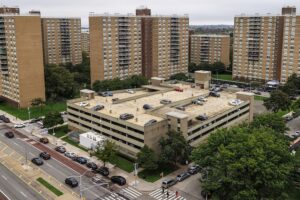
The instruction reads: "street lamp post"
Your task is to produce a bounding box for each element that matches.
[27,107,31,120]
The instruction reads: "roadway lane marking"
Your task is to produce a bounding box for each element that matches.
[1,175,7,180]
[20,191,28,198]
[0,189,12,200]
[45,163,67,177]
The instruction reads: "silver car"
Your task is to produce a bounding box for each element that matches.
[176,172,190,182]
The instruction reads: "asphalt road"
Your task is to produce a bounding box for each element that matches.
[287,116,300,135]
[0,162,44,200]
[0,125,111,200]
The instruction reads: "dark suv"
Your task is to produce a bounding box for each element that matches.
[196,114,208,121]
[55,146,66,153]
[39,152,51,160]
[5,131,14,138]
[119,113,134,120]
[93,105,104,111]
[65,177,78,188]
[96,166,109,176]
[87,162,98,170]
[31,158,44,166]
[209,91,220,97]
[0,115,10,123]
[75,157,88,164]
[111,176,126,186]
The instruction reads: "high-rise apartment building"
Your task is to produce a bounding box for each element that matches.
[0,14,45,108]
[89,14,142,83]
[233,6,300,83]
[89,8,189,83]
[190,34,230,66]
[81,28,90,55]
[0,6,20,14]
[42,17,82,66]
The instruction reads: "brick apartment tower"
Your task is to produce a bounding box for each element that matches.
[190,34,230,67]
[233,6,300,83]
[81,29,90,55]
[0,14,45,108]
[0,6,20,14]
[89,7,189,83]
[42,18,82,66]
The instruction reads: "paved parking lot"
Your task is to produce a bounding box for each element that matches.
[287,116,300,135]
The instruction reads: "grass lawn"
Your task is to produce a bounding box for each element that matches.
[138,164,179,182]
[212,74,232,81]
[109,154,135,173]
[36,177,63,196]
[0,101,66,120]
[54,125,69,138]
[61,136,88,152]
[254,95,268,101]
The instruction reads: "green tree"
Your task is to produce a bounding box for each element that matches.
[251,113,288,134]
[159,131,191,165]
[170,73,188,81]
[263,90,291,112]
[45,64,75,101]
[137,145,158,171]
[191,126,294,200]
[31,98,45,112]
[43,112,63,133]
[94,140,117,167]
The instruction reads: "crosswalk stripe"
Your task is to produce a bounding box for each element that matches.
[122,187,142,197]
[149,188,186,200]
[127,187,143,195]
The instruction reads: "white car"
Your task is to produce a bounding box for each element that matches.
[79,102,89,107]
[126,89,135,94]
[198,97,208,102]
[14,123,26,128]
[295,131,300,137]
[230,85,238,88]
[229,99,243,106]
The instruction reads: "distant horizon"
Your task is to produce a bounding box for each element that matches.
[2,0,300,26]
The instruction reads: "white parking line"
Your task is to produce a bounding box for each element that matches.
[1,175,7,180]
[0,189,11,200]
[20,191,28,198]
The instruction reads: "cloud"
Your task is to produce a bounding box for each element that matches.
[2,0,300,26]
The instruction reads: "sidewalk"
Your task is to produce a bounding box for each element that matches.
[0,110,24,124]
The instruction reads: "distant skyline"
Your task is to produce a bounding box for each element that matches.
[2,0,300,26]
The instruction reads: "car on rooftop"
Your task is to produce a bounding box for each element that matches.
[160,99,172,105]
[119,113,134,120]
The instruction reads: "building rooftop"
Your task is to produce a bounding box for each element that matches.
[71,83,244,127]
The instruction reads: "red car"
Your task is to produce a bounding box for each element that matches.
[174,88,183,92]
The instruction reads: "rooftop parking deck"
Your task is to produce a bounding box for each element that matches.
[72,84,244,127]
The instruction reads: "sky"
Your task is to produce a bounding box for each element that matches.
[2,0,300,27]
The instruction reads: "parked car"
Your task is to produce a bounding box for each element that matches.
[143,104,152,110]
[295,131,300,137]
[161,178,177,189]
[14,123,26,128]
[228,99,243,106]
[65,177,78,188]
[230,85,238,88]
[79,102,89,107]
[253,91,262,95]
[92,104,104,111]
[112,98,119,102]
[176,106,185,111]
[39,152,51,160]
[64,152,77,160]
[174,88,183,92]
[119,113,134,120]
[75,157,88,164]
[188,165,200,175]
[91,175,105,184]
[198,97,207,102]
[97,166,109,176]
[144,119,157,126]
[31,157,44,166]
[192,100,203,105]
[209,91,220,97]
[214,87,222,92]
[196,114,208,121]
[126,89,135,94]
[0,115,10,123]
[160,99,172,105]
[39,137,49,144]
[5,131,14,138]
[111,176,126,186]
[55,146,66,153]
[86,162,98,170]
[176,172,190,182]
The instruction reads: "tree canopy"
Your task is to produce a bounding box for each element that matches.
[43,112,63,131]
[170,73,189,81]
[263,90,291,112]
[251,113,288,134]
[191,126,294,200]
[188,62,226,73]
[159,131,191,165]
[94,140,117,167]
[92,75,148,92]
[137,145,158,171]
